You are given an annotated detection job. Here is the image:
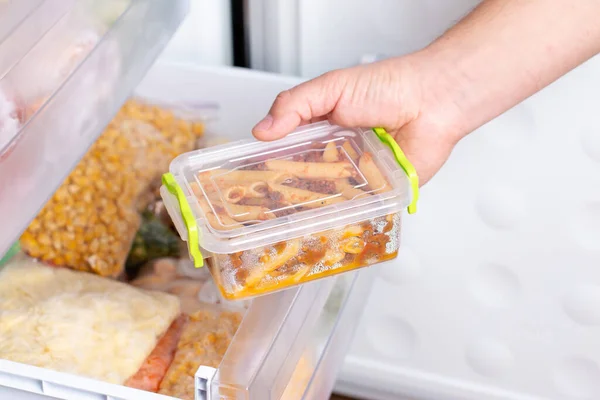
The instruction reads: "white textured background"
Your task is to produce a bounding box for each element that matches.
[169,1,600,398]
[242,0,600,398]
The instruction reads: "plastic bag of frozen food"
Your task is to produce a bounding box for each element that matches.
[157,309,243,400]
[0,255,181,385]
[125,211,183,275]
[20,99,207,277]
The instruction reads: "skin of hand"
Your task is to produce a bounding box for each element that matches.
[253,0,600,186]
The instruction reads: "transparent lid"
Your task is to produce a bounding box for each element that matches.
[162,122,416,259]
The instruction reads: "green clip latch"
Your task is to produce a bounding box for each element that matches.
[162,173,204,267]
[372,127,419,214]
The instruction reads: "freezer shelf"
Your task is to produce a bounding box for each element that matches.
[0,63,375,399]
[0,0,189,259]
[0,268,375,400]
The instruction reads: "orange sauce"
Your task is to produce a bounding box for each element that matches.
[222,250,398,300]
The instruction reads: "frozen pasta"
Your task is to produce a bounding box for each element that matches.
[162,124,414,300]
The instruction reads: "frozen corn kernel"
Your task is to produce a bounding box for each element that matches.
[20,99,205,277]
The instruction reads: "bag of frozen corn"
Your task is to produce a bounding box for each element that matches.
[20,99,206,277]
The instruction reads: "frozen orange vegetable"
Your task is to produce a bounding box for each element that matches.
[125,315,188,392]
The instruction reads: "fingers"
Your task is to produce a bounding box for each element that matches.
[393,123,455,187]
[252,71,345,141]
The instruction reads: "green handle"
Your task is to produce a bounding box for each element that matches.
[162,173,204,267]
[372,128,419,214]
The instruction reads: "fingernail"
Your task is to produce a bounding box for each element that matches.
[253,114,273,132]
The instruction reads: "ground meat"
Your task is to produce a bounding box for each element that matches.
[240,161,267,170]
[343,253,356,264]
[292,151,322,163]
[268,191,284,203]
[271,207,299,218]
[285,179,336,195]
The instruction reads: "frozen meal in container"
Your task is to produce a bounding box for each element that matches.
[161,122,419,300]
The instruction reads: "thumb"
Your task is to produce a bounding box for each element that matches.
[252,71,345,141]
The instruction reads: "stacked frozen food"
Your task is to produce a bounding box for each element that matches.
[0,256,180,385]
[0,253,249,398]
[2,92,329,398]
[158,310,242,399]
[2,97,252,398]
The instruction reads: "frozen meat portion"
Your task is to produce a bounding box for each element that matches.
[0,256,180,385]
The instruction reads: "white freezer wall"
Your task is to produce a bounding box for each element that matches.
[246,1,600,400]
[247,0,481,77]
[158,0,232,66]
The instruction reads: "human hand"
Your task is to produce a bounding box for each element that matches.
[253,0,600,187]
[251,54,465,186]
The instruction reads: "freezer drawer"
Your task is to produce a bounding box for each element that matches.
[0,0,188,259]
[0,268,373,400]
[0,63,374,400]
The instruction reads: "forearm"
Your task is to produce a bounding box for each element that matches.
[415,0,600,140]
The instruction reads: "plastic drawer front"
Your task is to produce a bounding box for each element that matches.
[0,0,188,259]
[0,64,375,400]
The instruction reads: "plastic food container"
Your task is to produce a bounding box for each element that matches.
[161,122,419,300]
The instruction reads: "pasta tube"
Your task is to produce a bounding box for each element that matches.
[199,169,287,183]
[358,152,390,193]
[322,248,345,266]
[267,183,345,208]
[333,179,369,200]
[342,224,364,237]
[323,142,339,162]
[340,236,365,254]
[238,197,269,207]
[220,202,274,222]
[247,181,269,198]
[342,141,359,162]
[265,159,354,179]
[202,180,268,200]
[223,186,246,203]
[245,239,301,287]
[206,213,242,230]
[196,198,243,230]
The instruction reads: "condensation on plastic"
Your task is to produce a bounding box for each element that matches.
[0,0,189,261]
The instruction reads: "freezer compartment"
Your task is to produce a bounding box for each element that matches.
[0,0,189,259]
[0,266,374,400]
[0,63,374,399]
